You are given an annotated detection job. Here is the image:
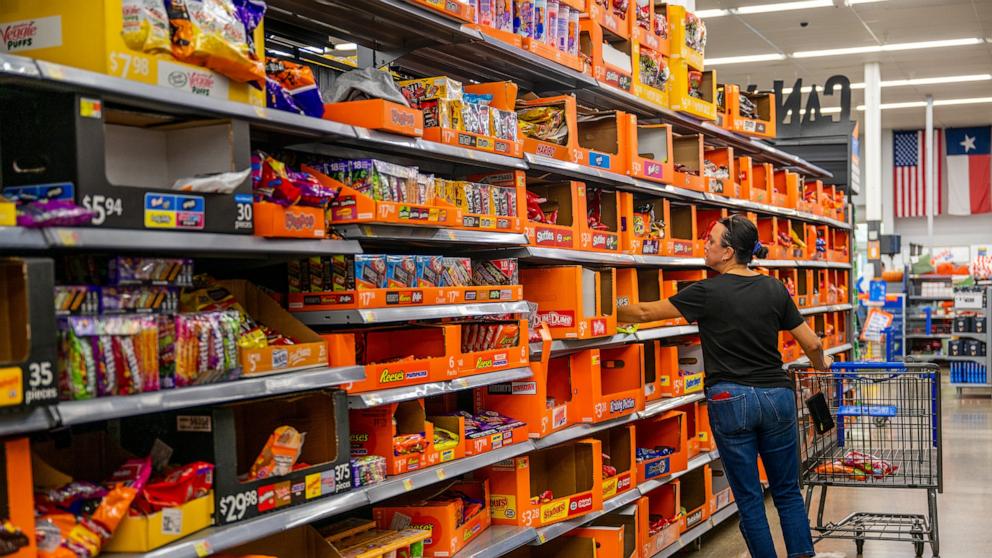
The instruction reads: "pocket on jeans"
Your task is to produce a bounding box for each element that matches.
[707,394,748,435]
[760,388,796,425]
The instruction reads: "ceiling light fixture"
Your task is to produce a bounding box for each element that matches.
[780,74,992,94]
[793,37,982,58]
[334,42,358,51]
[696,0,886,17]
[705,53,787,65]
[735,0,833,15]
[791,97,992,114]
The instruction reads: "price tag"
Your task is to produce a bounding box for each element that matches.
[402,478,414,491]
[56,229,79,246]
[436,468,447,480]
[538,533,547,544]
[364,310,377,323]
[194,541,213,557]
[453,379,469,389]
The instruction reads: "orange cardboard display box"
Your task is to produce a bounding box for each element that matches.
[796,269,817,308]
[642,341,679,400]
[576,111,631,175]
[696,401,715,452]
[708,459,734,514]
[665,4,706,69]
[567,526,627,558]
[736,155,754,200]
[0,438,34,558]
[679,465,712,533]
[662,271,707,326]
[423,121,525,159]
[671,134,705,191]
[323,99,424,137]
[594,424,638,501]
[772,169,800,209]
[216,279,328,375]
[635,410,688,482]
[616,268,674,329]
[817,269,832,304]
[521,31,585,73]
[618,193,670,256]
[831,186,849,222]
[789,219,813,260]
[583,503,640,558]
[810,224,830,261]
[831,229,851,262]
[410,0,475,21]
[590,0,633,39]
[373,480,491,558]
[716,84,776,139]
[631,39,671,108]
[640,483,682,556]
[350,400,436,476]
[681,401,701,458]
[580,186,623,252]
[425,394,531,458]
[592,346,646,422]
[580,18,633,92]
[253,202,326,239]
[695,206,727,244]
[780,330,801,363]
[675,340,705,395]
[521,265,617,340]
[811,312,830,350]
[476,328,592,438]
[632,0,669,53]
[461,171,528,233]
[503,536,600,558]
[749,162,773,204]
[664,202,701,257]
[669,61,717,121]
[757,215,790,260]
[776,268,800,308]
[305,166,461,229]
[481,438,604,528]
[703,146,740,198]
[518,95,583,163]
[525,181,582,249]
[800,179,825,215]
[623,117,674,184]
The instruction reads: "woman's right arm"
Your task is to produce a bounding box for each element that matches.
[789,322,833,371]
[617,299,684,324]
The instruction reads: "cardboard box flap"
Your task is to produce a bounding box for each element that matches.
[0,260,28,364]
[223,525,345,557]
[217,279,323,344]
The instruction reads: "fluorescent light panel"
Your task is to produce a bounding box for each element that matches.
[780,74,992,94]
[793,37,982,58]
[334,42,358,51]
[706,53,787,65]
[794,97,992,114]
[697,0,886,18]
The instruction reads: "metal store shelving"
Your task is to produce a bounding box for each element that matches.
[334,224,529,247]
[800,304,854,316]
[651,501,741,558]
[347,366,533,409]
[108,441,537,558]
[295,300,531,325]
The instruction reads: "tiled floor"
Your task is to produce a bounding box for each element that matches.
[677,378,992,557]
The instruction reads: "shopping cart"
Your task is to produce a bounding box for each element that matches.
[791,361,942,557]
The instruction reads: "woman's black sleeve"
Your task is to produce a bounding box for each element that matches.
[669,281,707,324]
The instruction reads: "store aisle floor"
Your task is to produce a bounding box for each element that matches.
[679,379,992,557]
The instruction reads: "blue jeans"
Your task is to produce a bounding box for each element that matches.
[706,382,815,558]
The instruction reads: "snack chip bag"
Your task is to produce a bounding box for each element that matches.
[249,426,306,480]
[186,0,265,83]
[165,0,197,61]
[121,0,171,54]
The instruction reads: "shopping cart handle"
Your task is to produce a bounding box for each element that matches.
[831,361,907,370]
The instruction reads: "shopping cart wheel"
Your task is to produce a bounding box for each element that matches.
[912,527,925,557]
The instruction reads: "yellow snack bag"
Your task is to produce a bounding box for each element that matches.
[186,0,264,84]
[121,0,171,53]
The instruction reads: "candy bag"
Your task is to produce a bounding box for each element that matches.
[142,461,215,510]
[266,77,303,114]
[172,168,251,193]
[121,0,171,54]
[165,0,196,61]
[266,58,324,118]
[248,426,306,480]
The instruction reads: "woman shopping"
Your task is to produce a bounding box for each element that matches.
[617,214,832,558]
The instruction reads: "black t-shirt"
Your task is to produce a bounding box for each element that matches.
[669,273,805,389]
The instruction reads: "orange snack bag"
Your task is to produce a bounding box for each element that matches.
[249,426,306,480]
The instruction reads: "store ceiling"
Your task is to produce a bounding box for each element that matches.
[699,0,992,129]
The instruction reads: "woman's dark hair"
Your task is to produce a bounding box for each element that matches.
[719,215,768,264]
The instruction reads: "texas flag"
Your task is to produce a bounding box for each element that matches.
[946,126,992,215]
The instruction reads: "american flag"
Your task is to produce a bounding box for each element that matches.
[894,129,942,218]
